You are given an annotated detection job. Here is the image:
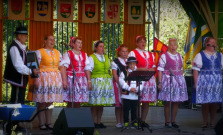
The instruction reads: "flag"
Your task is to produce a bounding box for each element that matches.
[192,24,210,61]
[183,16,197,70]
[153,37,168,77]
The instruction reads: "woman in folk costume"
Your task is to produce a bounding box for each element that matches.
[32,35,63,130]
[193,37,223,128]
[111,44,128,128]
[61,37,91,108]
[128,35,156,127]
[157,38,188,128]
[88,40,115,128]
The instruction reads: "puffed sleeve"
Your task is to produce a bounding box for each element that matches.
[111,61,118,70]
[84,53,91,71]
[88,56,94,72]
[59,52,64,66]
[151,53,156,68]
[36,50,41,65]
[157,54,166,71]
[192,53,202,71]
[61,52,70,68]
[119,72,131,91]
[128,51,136,57]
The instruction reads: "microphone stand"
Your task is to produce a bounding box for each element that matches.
[152,51,181,133]
[62,43,76,108]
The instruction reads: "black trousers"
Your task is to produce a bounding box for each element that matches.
[10,84,26,104]
[123,99,138,123]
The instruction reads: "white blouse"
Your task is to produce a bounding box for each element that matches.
[111,57,127,70]
[192,51,223,71]
[36,49,63,66]
[62,51,91,71]
[129,48,156,68]
[88,53,110,72]
[157,52,183,71]
[119,67,144,100]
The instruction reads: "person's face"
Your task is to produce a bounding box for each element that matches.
[44,36,55,49]
[128,62,137,71]
[136,39,146,50]
[168,40,178,54]
[206,38,217,52]
[95,43,104,55]
[119,47,128,59]
[72,39,82,51]
[17,34,28,45]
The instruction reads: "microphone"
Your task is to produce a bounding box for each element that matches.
[207,44,216,49]
[151,50,163,52]
[60,42,70,46]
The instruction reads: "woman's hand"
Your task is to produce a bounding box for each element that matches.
[62,80,68,90]
[88,81,92,90]
[33,78,40,89]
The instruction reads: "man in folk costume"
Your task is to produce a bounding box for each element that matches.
[4,25,39,104]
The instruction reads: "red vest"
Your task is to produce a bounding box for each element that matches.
[133,50,154,68]
[66,50,86,77]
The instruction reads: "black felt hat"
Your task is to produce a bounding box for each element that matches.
[126,57,138,64]
[14,23,28,35]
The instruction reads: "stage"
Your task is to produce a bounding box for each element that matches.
[6,106,221,135]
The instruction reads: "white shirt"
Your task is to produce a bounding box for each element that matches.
[35,49,63,66]
[119,67,144,100]
[192,51,223,71]
[157,52,183,71]
[62,51,91,71]
[88,53,110,72]
[129,48,156,68]
[10,39,32,75]
[111,57,127,70]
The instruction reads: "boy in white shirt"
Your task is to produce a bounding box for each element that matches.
[119,57,144,129]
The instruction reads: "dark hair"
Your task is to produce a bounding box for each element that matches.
[94,40,104,52]
[117,44,128,56]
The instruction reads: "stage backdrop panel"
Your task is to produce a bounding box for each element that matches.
[34,0,51,22]
[82,0,98,23]
[8,0,25,20]
[105,0,120,23]
[128,0,143,24]
[0,0,2,20]
[58,0,74,22]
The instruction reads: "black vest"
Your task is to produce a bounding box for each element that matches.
[114,58,127,77]
[4,40,28,87]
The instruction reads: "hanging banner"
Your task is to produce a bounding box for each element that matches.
[58,0,74,22]
[105,0,120,23]
[8,0,25,20]
[82,0,98,23]
[128,0,143,24]
[34,0,51,22]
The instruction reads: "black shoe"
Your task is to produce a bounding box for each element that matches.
[165,122,170,128]
[45,124,53,130]
[94,123,100,129]
[171,122,179,128]
[39,125,47,130]
[141,122,149,127]
[99,123,106,128]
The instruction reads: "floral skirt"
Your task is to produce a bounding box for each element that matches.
[88,77,115,105]
[140,76,157,102]
[158,74,188,102]
[195,72,222,104]
[63,75,89,103]
[113,80,122,107]
[32,71,63,103]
